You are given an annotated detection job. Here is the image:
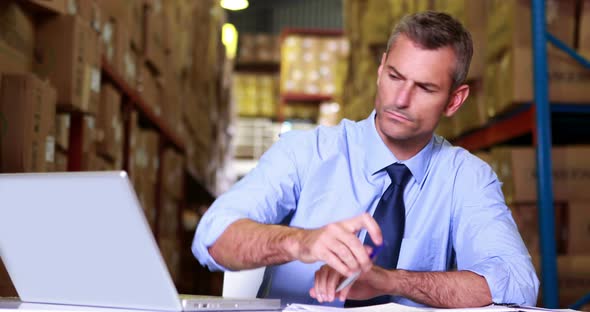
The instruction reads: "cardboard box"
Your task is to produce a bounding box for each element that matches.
[159,193,180,239]
[162,68,181,134]
[132,129,159,233]
[533,255,590,308]
[163,0,193,77]
[567,201,590,255]
[134,129,159,185]
[42,82,57,172]
[162,149,184,200]
[579,0,590,52]
[0,73,56,173]
[54,149,68,172]
[281,36,348,98]
[491,146,590,203]
[23,0,67,15]
[473,151,492,166]
[35,15,101,114]
[124,48,139,89]
[79,116,96,171]
[0,2,35,73]
[55,113,70,151]
[68,0,102,33]
[487,0,576,60]
[435,115,456,140]
[158,237,180,283]
[144,1,166,73]
[434,0,487,80]
[361,0,393,46]
[510,202,568,256]
[96,83,122,161]
[138,64,162,117]
[86,153,114,171]
[97,0,142,52]
[490,46,590,117]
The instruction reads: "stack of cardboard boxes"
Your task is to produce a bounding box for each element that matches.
[280,35,349,98]
[158,149,185,283]
[182,0,234,195]
[0,0,234,296]
[0,74,56,173]
[484,0,590,118]
[479,147,590,308]
[238,34,281,64]
[436,0,590,138]
[233,73,279,118]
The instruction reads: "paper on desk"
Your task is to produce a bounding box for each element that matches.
[283,302,579,312]
[283,302,424,312]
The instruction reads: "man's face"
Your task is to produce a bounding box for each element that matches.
[375,34,458,147]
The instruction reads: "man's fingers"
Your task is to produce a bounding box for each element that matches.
[341,213,383,246]
[323,252,352,277]
[337,234,372,272]
[326,269,342,302]
[329,239,361,273]
[312,265,343,303]
[360,213,383,246]
[314,269,323,302]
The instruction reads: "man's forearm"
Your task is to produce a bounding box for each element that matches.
[385,270,492,308]
[208,219,302,270]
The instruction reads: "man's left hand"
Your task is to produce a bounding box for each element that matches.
[309,264,388,303]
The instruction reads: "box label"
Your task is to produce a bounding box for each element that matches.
[45,136,55,162]
[91,67,101,93]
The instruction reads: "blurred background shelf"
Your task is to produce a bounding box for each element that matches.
[101,57,185,152]
[234,62,280,73]
[281,93,333,103]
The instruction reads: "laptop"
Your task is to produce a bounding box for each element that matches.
[0,171,281,311]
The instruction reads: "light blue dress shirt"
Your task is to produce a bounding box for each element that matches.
[192,112,539,307]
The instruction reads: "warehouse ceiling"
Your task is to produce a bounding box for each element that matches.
[227,0,343,34]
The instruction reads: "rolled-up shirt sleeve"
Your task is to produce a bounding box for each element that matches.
[452,158,540,305]
[192,132,305,271]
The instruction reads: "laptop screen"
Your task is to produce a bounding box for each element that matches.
[0,172,182,311]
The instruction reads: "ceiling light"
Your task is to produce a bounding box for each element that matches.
[220,0,249,11]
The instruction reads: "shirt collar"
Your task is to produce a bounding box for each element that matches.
[360,110,434,185]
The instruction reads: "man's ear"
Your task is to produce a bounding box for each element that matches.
[443,84,470,117]
[377,52,386,85]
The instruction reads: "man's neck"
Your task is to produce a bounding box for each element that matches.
[381,134,433,161]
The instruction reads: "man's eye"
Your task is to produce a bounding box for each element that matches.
[389,74,400,80]
[420,86,434,93]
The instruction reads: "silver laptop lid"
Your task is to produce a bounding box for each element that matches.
[0,171,182,311]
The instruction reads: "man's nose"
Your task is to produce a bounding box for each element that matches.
[394,82,412,108]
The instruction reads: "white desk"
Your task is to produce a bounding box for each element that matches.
[0,300,282,312]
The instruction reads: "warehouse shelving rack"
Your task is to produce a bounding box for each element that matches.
[277,28,344,122]
[66,56,215,243]
[234,62,280,73]
[452,1,590,308]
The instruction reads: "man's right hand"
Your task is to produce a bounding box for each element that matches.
[289,213,383,277]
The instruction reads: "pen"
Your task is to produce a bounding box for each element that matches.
[335,244,385,292]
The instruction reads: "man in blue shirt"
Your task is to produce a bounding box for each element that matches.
[193,11,539,308]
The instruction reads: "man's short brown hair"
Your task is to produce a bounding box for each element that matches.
[386,11,473,91]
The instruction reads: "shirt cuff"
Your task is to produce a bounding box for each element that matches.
[192,213,245,272]
[464,257,510,304]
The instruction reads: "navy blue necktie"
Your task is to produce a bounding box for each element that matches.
[345,163,412,307]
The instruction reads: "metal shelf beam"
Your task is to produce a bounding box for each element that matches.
[532,0,558,307]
